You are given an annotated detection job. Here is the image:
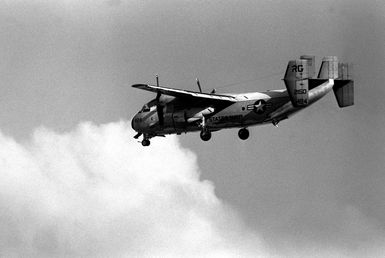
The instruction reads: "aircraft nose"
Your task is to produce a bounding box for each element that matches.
[131,115,138,131]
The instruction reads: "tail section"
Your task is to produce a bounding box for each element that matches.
[283,55,354,108]
[318,56,339,79]
[283,58,310,107]
[333,63,354,107]
[300,55,315,78]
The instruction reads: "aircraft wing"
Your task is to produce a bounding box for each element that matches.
[132,84,237,103]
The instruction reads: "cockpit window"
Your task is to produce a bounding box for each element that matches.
[140,104,150,113]
[139,99,158,113]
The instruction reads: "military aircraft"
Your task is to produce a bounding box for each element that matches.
[132,56,353,146]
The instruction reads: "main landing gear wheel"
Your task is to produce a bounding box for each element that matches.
[141,139,150,146]
[200,130,212,141]
[238,128,249,140]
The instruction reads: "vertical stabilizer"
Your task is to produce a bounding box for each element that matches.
[333,81,354,107]
[338,62,353,80]
[300,55,316,78]
[284,59,309,107]
[318,56,338,79]
[334,62,354,107]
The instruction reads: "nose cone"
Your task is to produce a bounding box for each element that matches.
[131,115,138,131]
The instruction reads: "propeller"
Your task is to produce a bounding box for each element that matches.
[196,78,215,94]
[155,74,164,127]
[196,78,203,93]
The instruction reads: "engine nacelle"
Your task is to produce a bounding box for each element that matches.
[186,107,215,123]
[172,107,215,124]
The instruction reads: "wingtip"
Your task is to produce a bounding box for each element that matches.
[132,84,148,88]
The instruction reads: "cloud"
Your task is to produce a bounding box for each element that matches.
[0,121,269,257]
[1,121,383,258]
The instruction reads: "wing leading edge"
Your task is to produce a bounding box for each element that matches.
[132,84,237,103]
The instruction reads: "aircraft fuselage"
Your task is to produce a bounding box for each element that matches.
[131,82,333,138]
[132,55,354,146]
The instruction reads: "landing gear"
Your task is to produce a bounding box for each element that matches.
[141,139,150,146]
[199,115,212,141]
[200,130,212,141]
[238,128,249,140]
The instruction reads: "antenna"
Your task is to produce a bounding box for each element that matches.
[156,74,159,87]
[196,78,202,93]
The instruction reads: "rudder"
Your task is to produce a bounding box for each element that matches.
[318,56,338,79]
[333,63,354,107]
[284,59,309,107]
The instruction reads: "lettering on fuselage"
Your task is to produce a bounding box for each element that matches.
[296,99,308,105]
[294,89,307,95]
[208,114,243,123]
[291,64,304,73]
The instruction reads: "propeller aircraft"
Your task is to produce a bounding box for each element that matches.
[132,56,353,146]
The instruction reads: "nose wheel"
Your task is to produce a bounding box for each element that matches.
[200,130,211,141]
[141,139,150,146]
[238,128,249,140]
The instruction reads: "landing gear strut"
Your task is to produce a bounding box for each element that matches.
[200,130,211,141]
[199,115,212,141]
[238,128,249,140]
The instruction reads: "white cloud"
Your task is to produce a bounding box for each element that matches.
[2,121,382,258]
[0,121,269,257]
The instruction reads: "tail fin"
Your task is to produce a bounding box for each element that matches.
[284,59,310,107]
[333,63,354,107]
[300,55,315,78]
[318,56,338,79]
[317,56,354,107]
[283,56,354,108]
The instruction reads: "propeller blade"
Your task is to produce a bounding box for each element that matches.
[156,74,161,101]
[157,105,164,127]
[196,78,202,93]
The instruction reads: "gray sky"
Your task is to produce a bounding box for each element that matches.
[0,0,385,257]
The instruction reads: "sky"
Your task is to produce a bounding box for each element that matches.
[0,0,385,257]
